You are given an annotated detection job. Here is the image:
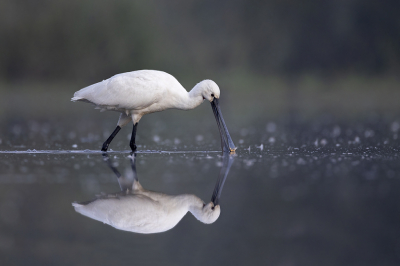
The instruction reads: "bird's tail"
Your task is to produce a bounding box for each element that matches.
[72,202,83,208]
[71,96,84,102]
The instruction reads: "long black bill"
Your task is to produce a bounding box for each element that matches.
[211,154,234,206]
[211,98,236,153]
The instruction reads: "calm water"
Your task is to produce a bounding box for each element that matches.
[1,87,400,265]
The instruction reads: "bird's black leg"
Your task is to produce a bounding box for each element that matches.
[101,126,121,152]
[130,123,138,151]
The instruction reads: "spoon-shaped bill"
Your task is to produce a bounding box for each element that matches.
[211,154,234,206]
[211,98,236,153]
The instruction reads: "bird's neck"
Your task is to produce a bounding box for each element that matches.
[184,195,208,221]
[176,84,204,110]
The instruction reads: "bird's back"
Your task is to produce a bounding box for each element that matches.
[72,70,186,111]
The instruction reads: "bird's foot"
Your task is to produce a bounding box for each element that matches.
[130,143,137,152]
[101,143,109,152]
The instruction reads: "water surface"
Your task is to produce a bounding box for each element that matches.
[1,86,400,265]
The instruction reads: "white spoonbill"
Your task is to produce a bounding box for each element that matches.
[72,153,233,234]
[71,70,236,152]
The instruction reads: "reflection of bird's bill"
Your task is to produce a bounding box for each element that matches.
[211,98,236,153]
[211,154,234,206]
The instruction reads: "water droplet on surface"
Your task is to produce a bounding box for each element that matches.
[391,121,400,132]
[364,129,374,138]
[320,139,328,146]
[297,158,306,165]
[153,135,160,142]
[332,125,341,137]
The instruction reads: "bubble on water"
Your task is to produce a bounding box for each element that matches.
[195,135,203,142]
[74,164,80,170]
[314,139,318,147]
[256,144,264,151]
[266,122,277,133]
[320,139,328,146]
[336,143,341,147]
[243,159,255,167]
[332,125,341,138]
[72,144,78,148]
[364,129,374,138]
[153,135,160,143]
[354,136,360,143]
[297,158,306,165]
[268,137,275,144]
[216,161,223,167]
[174,138,181,145]
[391,121,400,132]
[238,139,244,144]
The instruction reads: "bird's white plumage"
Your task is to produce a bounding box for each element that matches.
[72,70,220,124]
[73,182,220,234]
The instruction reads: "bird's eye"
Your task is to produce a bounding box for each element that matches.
[211,93,214,97]
[211,206,215,210]
[203,203,205,207]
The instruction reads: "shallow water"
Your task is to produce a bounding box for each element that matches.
[1,86,400,265]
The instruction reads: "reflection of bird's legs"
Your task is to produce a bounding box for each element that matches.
[130,123,138,151]
[130,152,139,182]
[101,126,121,152]
[102,153,122,178]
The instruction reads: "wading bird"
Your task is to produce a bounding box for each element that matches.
[71,70,236,152]
[72,153,233,234]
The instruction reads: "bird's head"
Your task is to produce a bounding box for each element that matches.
[199,80,220,102]
[191,201,221,224]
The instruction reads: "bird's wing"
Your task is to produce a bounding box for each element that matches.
[72,70,178,110]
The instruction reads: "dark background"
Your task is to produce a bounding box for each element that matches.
[1,0,399,82]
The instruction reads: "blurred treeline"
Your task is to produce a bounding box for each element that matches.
[1,0,399,82]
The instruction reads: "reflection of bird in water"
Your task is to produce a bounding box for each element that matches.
[71,70,236,152]
[72,153,233,234]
